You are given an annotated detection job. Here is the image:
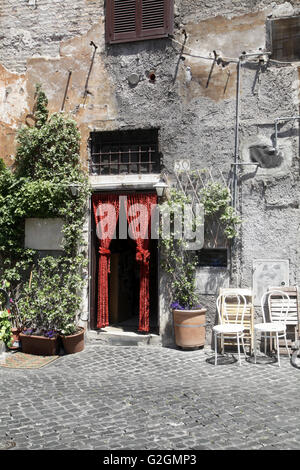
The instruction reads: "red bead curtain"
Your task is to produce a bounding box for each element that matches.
[92,194,120,329]
[92,192,157,332]
[125,193,157,332]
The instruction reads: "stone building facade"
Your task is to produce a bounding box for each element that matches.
[1,0,300,346]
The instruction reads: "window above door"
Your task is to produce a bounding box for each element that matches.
[90,129,161,175]
[106,0,174,44]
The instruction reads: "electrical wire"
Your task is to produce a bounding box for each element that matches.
[169,35,296,66]
[169,36,238,63]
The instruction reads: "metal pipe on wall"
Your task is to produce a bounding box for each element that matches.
[233,59,241,210]
[274,116,300,151]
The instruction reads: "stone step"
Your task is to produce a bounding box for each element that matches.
[86,328,162,347]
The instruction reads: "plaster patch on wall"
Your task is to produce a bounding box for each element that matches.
[271,2,294,18]
[176,10,267,103]
[0,21,118,167]
[0,64,29,163]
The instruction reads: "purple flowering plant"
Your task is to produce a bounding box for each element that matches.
[170,302,203,310]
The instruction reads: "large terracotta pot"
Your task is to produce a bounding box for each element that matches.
[172,308,207,349]
[19,333,60,356]
[61,327,85,354]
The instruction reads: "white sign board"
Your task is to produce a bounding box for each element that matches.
[252,259,289,306]
[25,218,65,251]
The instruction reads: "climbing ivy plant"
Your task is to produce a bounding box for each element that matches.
[159,188,200,310]
[0,84,90,334]
[159,179,242,310]
[199,182,242,239]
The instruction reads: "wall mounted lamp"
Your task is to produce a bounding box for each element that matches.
[154,181,168,197]
[69,184,79,197]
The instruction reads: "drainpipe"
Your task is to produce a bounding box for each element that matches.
[231,52,268,286]
[232,58,241,210]
[274,116,300,152]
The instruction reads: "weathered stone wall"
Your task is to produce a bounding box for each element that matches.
[1,0,300,346]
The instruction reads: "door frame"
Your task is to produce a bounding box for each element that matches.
[88,188,160,332]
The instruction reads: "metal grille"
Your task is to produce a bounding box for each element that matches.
[172,167,232,249]
[173,167,232,208]
[90,129,161,176]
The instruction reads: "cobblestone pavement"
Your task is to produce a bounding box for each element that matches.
[1,343,300,450]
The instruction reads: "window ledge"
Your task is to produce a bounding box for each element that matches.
[89,174,160,190]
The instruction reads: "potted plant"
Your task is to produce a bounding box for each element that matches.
[159,188,207,349]
[0,285,22,350]
[0,309,13,349]
[160,177,242,349]
[17,257,85,355]
[3,283,24,349]
[0,86,89,356]
[60,323,85,355]
[19,328,60,356]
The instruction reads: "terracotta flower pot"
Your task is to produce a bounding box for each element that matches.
[19,332,60,356]
[172,308,207,349]
[8,327,21,350]
[61,327,85,354]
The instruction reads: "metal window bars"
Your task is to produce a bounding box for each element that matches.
[90,135,161,176]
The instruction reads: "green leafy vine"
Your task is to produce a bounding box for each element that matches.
[159,179,242,309]
[0,84,90,335]
[199,182,242,239]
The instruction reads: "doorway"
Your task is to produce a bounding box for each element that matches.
[89,192,159,333]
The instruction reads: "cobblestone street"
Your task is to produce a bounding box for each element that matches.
[1,343,300,450]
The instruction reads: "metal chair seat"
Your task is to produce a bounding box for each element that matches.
[214,324,244,334]
[254,322,286,333]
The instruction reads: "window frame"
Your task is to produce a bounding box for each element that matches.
[106,0,174,45]
[270,16,300,62]
[89,129,161,176]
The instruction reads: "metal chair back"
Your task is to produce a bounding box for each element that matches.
[261,290,290,325]
[216,293,247,326]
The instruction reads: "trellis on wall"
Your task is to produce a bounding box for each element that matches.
[165,167,233,250]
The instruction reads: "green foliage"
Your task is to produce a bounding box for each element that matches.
[159,189,199,309]
[0,84,90,335]
[0,310,12,347]
[18,256,85,334]
[159,179,242,309]
[34,84,49,128]
[199,182,242,239]
[0,158,6,174]
[15,113,81,180]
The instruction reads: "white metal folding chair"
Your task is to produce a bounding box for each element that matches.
[214,293,247,366]
[254,290,291,367]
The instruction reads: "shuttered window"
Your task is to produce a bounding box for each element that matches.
[271,16,300,61]
[106,0,174,44]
